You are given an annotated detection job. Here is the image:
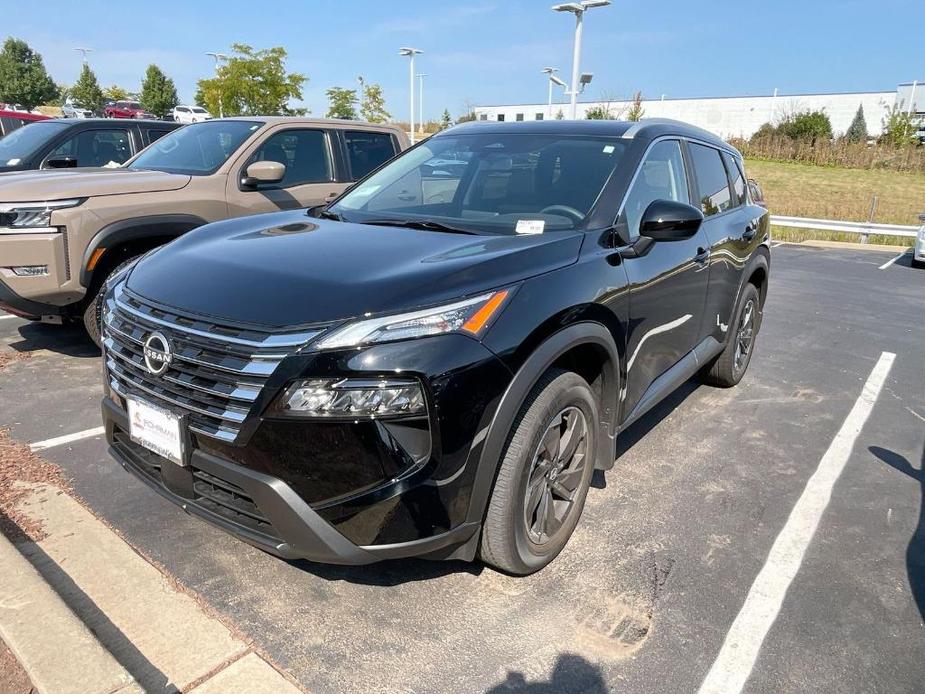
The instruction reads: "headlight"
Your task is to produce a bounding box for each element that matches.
[315,289,511,350]
[277,378,426,418]
[0,199,85,229]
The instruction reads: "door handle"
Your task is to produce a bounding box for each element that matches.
[742,224,757,241]
[694,247,710,264]
[324,191,339,203]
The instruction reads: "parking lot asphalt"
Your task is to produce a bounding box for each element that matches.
[1,243,923,693]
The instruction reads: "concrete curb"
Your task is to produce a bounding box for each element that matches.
[0,532,140,694]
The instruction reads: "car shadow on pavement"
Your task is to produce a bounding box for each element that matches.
[615,380,700,458]
[7,322,99,359]
[870,445,925,624]
[487,653,607,693]
[289,556,483,587]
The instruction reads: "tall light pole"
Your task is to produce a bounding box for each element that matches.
[74,47,93,65]
[417,73,427,132]
[399,47,422,144]
[205,52,228,118]
[552,1,610,119]
[542,67,562,119]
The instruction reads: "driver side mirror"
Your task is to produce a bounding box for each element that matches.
[640,199,704,241]
[44,155,78,169]
[241,160,286,188]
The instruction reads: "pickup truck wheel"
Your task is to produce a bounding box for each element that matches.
[82,257,138,348]
[701,282,760,388]
[479,369,598,575]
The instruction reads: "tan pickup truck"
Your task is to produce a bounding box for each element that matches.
[0,117,408,344]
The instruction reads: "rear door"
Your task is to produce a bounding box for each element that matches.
[225,126,344,216]
[687,142,759,343]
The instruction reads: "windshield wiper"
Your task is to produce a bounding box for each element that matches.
[359,219,478,235]
[316,208,343,221]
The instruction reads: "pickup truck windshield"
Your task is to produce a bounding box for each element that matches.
[127,120,262,175]
[331,132,627,235]
[0,121,68,165]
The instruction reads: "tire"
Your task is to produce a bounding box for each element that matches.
[479,368,599,575]
[82,256,138,348]
[701,282,761,388]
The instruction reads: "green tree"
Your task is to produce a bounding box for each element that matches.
[750,122,778,142]
[626,91,645,121]
[326,87,358,119]
[456,111,476,124]
[777,110,832,143]
[140,65,179,118]
[0,38,58,110]
[555,108,565,120]
[195,44,307,116]
[358,82,390,123]
[585,104,615,120]
[70,63,104,113]
[440,108,452,130]
[103,84,130,102]
[880,105,918,147]
[845,104,868,143]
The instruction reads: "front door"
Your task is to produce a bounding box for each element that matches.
[617,139,710,418]
[225,127,347,217]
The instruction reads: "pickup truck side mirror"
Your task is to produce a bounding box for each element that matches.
[44,155,79,169]
[242,160,286,188]
[640,199,704,242]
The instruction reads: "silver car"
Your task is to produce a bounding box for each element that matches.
[914,214,925,268]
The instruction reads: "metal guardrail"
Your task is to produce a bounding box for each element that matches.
[769,215,921,242]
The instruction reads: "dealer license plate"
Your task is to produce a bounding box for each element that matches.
[127,396,184,465]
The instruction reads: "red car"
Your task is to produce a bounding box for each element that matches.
[0,109,50,137]
[104,100,157,120]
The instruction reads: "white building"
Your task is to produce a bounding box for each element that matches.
[474,82,925,139]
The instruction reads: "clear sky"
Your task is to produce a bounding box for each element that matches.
[4,0,921,120]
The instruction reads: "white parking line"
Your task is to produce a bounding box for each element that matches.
[0,314,17,321]
[698,351,896,694]
[30,426,106,452]
[878,251,908,270]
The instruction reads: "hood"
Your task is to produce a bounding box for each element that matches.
[0,168,191,202]
[126,211,583,328]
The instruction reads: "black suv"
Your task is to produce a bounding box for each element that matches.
[0,118,179,173]
[101,119,770,575]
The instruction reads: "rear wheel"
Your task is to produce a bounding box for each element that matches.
[700,283,760,387]
[479,369,598,575]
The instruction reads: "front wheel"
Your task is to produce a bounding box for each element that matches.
[82,257,139,348]
[700,283,761,387]
[479,369,598,575]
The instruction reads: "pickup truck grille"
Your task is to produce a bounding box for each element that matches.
[102,283,321,442]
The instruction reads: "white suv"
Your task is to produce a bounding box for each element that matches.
[171,105,212,124]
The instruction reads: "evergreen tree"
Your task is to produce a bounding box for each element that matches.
[440,109,452,130]
[555,109,565,120]
[0,38,58,110]
[140,65,179,118]
[70,64,104,113]
[359,83,390,123]
[845,104,868,143]
[326,87,358,119]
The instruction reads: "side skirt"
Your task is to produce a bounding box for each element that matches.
[617,336,723,433]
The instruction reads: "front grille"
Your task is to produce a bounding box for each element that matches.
[102,282,322,442]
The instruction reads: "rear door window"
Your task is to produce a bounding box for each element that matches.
[721,151,747,208]
[48,128,132,167]
[145,129,172,146]
[343,130,398,180]
[249,129,333,187]
[688,143,733,216]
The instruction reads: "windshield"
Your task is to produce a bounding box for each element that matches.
[127,120,262,175]
[331,132,627,235]
[0,121,68,165]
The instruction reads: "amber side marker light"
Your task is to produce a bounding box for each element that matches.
[86,247,106,272]
[461,290,510,335]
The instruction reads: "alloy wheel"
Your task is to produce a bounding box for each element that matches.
[734,298,755,372]
[523,406,590,545]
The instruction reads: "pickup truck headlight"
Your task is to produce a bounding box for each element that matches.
[0,199,85,229]
[315,289,511,350]
[278,378,426,418]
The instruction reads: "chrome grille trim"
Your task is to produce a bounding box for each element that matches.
[103,282,321,442]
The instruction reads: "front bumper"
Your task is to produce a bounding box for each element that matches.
[103,397,481,564]
[0,276,62,318]
[914,235,925,262]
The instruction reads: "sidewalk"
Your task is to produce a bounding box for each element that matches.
[0,480,301,694]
